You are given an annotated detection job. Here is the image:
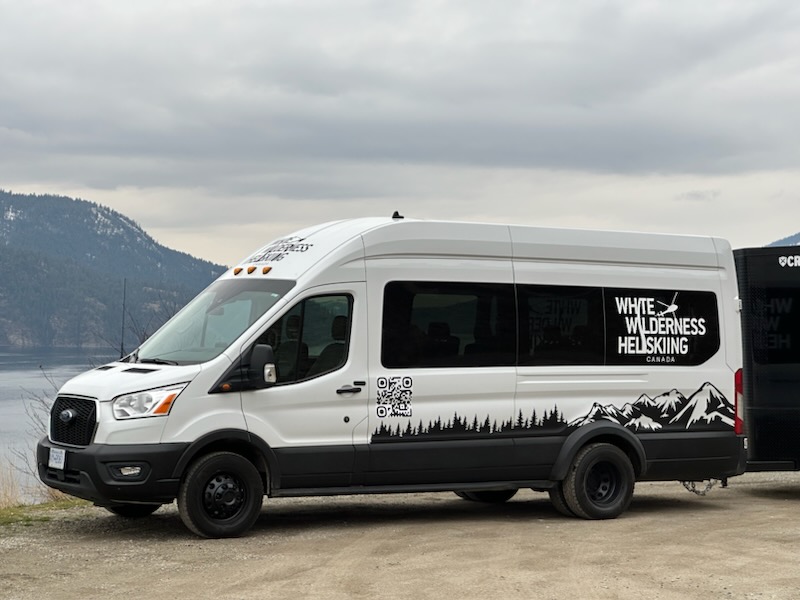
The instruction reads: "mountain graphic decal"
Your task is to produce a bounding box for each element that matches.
[568,383,734,432]
[371,383,734,443]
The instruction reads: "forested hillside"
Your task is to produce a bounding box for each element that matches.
[0,191,226,349]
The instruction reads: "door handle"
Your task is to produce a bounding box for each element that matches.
[336,385,362,394]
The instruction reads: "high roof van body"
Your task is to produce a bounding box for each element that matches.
[38,217,747,537]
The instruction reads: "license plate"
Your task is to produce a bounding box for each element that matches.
[48,448,66,470]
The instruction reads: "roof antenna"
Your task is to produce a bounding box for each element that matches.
[392,211,404,219]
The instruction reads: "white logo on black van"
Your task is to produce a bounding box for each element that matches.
[778,256,800,268]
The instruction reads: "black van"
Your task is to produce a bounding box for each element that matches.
[735,247,800,471]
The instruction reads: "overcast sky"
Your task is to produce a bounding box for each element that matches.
[3,0,799,265]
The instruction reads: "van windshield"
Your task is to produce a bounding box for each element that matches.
[135,278,295,365]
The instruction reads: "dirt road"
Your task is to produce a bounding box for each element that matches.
[2,472,799,600]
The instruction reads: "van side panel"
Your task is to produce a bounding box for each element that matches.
[363,224,520,485]
[511,230,741,481]
[357,223,743,489]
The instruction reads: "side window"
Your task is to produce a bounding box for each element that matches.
[518,285,604,366]
[605,288,720,366]
[382,281,516,368]
[742,286,800,365]
[265,294,352,383]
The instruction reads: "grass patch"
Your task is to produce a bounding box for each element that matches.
[0,498,90,527]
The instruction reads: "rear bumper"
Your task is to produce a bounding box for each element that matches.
[639,432,747,481]
[37,437,189,506]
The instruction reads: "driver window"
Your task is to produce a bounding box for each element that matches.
[263,294,353,383]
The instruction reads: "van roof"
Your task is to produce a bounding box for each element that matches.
[220,216,727,282]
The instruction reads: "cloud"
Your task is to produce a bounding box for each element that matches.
[2,1,800,263]
[675,189,722,202]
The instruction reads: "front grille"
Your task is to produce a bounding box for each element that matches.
[50,396,97,446]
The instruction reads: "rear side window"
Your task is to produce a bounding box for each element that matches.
[605,288,720,366]
[382,281,516,368]
[744,287,800,365]
[518,285,605,366]
[381,282,721,368]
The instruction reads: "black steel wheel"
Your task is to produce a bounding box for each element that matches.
[178,451,264,538]
[563,443,634,520]
[105,504,161,518]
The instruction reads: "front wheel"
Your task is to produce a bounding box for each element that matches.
[563,443,634,519]
[178,451,264,538]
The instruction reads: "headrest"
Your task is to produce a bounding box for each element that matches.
[331,315,348,341]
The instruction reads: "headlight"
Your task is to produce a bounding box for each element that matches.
[112,384,187,420]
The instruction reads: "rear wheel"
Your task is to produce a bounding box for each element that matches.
[178,451,264,538]
[105,504,161,518]
[563,443,634,519]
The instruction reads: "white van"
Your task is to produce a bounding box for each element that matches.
[38,215,747,538]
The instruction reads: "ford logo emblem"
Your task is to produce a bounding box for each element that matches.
[59,409,76,424]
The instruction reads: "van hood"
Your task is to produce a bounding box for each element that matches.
[58,361,205,402]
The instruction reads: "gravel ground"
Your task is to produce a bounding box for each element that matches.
[1,471,799,600]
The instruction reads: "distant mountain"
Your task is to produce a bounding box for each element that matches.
[770,233,800,247]
[0,190,226,349]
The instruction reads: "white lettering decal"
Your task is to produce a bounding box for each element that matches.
[614,292,708,361]
[779,256,800,268]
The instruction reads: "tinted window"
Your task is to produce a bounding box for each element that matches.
[605,288,719,366]
[382,282,721,369]
[744,287,800,365]
[382,282,516,368]
[264,294,352,383]
[518,285,605,366]
[137,278,295,365]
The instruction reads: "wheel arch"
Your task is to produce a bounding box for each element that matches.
[549,421,647,481]
[171,429,279,493]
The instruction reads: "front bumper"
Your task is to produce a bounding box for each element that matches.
[37,437,189,506]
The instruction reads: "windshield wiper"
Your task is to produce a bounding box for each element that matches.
[139,357,179,366]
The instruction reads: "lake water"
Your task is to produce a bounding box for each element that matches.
[0,348,117,499]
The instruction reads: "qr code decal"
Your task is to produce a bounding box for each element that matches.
[376,376,413,418]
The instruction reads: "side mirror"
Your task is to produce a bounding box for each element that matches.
[249,344,277,388]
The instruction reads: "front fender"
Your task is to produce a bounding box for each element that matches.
[171,429,280,491]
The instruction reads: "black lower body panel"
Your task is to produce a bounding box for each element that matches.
[637,431,747,481]
[37,437,189,506]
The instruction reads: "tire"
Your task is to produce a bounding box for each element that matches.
[105,504,161,519]
[456,489,518,503]
[178,451,264,538]
[547,484,574,517]
[563,443,634,520]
